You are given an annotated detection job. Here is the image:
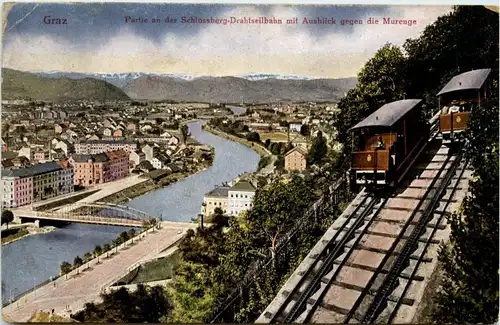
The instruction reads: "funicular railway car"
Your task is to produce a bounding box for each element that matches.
[349,99,429,189]
[437,68,492,144]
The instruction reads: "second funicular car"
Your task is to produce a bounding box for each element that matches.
[437,68,492,144]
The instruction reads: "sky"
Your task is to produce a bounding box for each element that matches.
[2,3,453,78]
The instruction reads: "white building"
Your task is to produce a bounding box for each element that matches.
[227,180,256,216]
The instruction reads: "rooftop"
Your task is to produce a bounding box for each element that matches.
[206,186,230,198]
[350,99,422,131]
[72,153,108,163]
[1,161,63,178]
[285,146,308,157]
[105,150,129,160]
[437,69,492,96]
[229,180,256,192]
[82,140,136,145]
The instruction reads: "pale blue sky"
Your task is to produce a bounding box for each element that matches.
[3,3,453,77]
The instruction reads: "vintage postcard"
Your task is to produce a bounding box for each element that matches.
[1,2,498,324]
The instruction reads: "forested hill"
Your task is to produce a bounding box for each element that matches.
[333,5,499,324]
[2,68,130,102]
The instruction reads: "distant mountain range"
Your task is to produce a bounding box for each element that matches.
[3,69,357,103]
[35,71,323,88]
[122,75,357,103]
[2,68,129,102]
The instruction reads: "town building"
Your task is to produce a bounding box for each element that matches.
[33,149,50,163]
[228,180,256,216]
[129,150,146,168]
[113,128,124,138]
[75,140,138,154]
[284,146,308,172]
[202,186,230,217]
[1,161,74,208]
[54,123,68,134]
[70,150,129,187]
[289,121,303,133]
[141,144,157,161]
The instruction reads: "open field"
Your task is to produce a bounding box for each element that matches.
[257,132,289,142]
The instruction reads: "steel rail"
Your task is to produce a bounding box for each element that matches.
[386,154,468,324]
[362,148,464,323]
[343,148,455,323]
[268,192,374,323]
[301,194,390,324]
[210,177,348,323]
[283,193,381,323]
[285,120,441,323]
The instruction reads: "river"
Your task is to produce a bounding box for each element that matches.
[1,116,259,304]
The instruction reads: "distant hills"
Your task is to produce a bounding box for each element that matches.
[122,75,357,103]
[2,68,130,102]
[2,69,357,103]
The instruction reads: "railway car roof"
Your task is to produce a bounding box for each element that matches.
[349,99,422,131]
[437,68,491,96]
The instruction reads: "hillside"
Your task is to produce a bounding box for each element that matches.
[122,75,357,103]
[2,68,130,102]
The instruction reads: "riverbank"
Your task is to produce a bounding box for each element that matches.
[203,124,271,157]
[98,163,213,206]
[2,226,56,247]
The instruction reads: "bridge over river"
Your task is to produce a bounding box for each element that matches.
[15,202,160,227]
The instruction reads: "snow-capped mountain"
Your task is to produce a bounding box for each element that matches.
[239,73,317,81]
[33,71,317,88]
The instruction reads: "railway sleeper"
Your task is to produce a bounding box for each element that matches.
[345,244,432,263]
[319,300,352,316]
[328,260,425,282]
[354,229,441,244]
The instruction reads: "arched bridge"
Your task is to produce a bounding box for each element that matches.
[19,202,159,227]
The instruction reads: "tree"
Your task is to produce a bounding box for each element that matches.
[72,285,170,323]
[168,262,216,323]
[103,243,111,257]
[300,124,310,137]
[73,256,83,268]
[403,6,498,102]
[279,120,290,128]
[333,44,407,171]
[257,156,271,171]
[128,228,136,243]
[274,155,285,171]
[120,231,130,244]
[93,245,103,262]
[308,131,327,165]
[1,210,14,229]
[246,132,260,142]
[180,124,190,144]
[245,176,314,265]
[60,261,72,275]
[83,252,92,263]
[432,99,499,324]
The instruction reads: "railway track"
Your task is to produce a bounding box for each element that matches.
[257,137,472,324]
